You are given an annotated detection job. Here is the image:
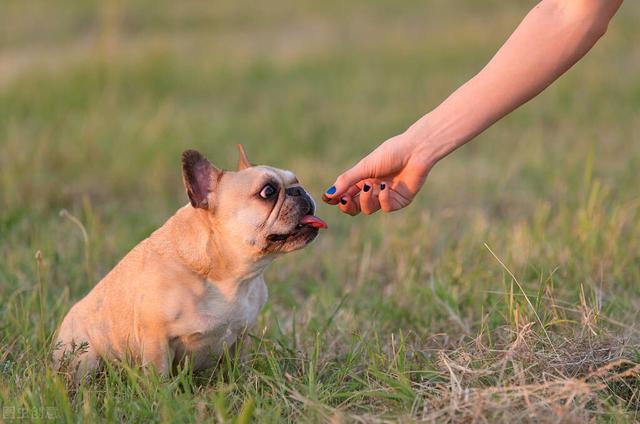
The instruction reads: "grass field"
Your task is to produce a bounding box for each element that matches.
[1,0,639,422]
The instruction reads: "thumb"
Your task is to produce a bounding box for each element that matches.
[324,160,372,200]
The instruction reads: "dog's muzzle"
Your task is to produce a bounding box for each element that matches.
[285,186,315,215]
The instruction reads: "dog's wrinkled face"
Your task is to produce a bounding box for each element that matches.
[181,146,326,257]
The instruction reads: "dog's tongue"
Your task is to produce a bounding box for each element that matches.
[299,215,328,229]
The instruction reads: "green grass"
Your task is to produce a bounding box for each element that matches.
[1,0,639,421]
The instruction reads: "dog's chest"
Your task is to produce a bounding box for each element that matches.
[170,276,268,360]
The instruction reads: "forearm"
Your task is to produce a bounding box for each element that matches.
[410,0,622,166]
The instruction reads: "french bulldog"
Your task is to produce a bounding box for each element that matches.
[53,145,327,380]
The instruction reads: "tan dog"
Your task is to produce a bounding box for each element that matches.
[53,146,326,379]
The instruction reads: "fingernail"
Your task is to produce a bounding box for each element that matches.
[363,184,370,192]
[325,186,336,195]
[380,183,386,190]
[340,197,347,205]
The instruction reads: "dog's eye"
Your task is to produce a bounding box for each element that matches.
[259,184,277,199]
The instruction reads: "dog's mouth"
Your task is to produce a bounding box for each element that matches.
[266,214,328,242]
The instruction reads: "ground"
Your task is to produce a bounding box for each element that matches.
[0,0,639,422]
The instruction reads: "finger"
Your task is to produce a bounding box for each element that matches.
[339,193,361,216]
[378,182,392,212]
[359,180,381,215]
[378,183,401,213]
[323,158,372,201]
[324,185,360,206]
[323,184,361,205]
[379,182,407,213]
[323,192,341,205]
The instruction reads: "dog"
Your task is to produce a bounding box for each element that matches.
[53,145,327,380]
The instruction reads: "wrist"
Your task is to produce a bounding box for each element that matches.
[404,112,456,169]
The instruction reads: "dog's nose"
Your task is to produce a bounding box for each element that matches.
[302,193,315,215]
[285,186,304,197]
[286,186,315,215]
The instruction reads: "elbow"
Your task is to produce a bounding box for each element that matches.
[557,0,621,40]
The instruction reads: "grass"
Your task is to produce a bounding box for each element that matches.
[1,0,639,421]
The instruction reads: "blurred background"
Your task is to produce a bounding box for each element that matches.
[0,0,639,419]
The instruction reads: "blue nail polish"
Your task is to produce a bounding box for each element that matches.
[363,184,370,192]
[380,183,386,190]
[325,186,336,195]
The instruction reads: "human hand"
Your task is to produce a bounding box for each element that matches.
[322,130,434,215]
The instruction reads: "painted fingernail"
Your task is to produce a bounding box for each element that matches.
[325,186,336,195]
[340,197,347,205]
[363,184,370,192]
[380,183,386,190]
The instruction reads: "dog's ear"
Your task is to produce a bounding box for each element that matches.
[181,150,220,209]
[237,144,253,171]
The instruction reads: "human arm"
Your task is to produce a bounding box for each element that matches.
[323,0,623,215]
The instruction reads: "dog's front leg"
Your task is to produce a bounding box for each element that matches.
[140,335,171,376]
